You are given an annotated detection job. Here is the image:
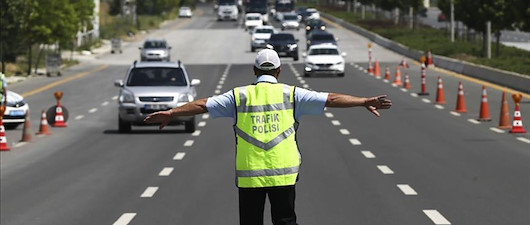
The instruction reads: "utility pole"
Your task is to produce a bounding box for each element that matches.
[486,21,491,59]
[450,0,455,42]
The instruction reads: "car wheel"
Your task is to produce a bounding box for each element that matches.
[185,117,196,133]
[118,115,131,133]
[338,73,345,77]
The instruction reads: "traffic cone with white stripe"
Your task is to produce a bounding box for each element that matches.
[510,94,526,133]
[20,109,32,142]
[392,66,402,86]
[426,49,434,67]
[383,67,391,82]
[435,77,446,104]
[418,63,429,96]
[36,109,52,135]
[0,106,9,151]
[367,60,374,75]
[477,86,491,121]
[373,60,381,78]
[498,92,511,129]
[455,82,467,113]
[53,102,67,127]
[399,58,409,69]
[403,73,411,89]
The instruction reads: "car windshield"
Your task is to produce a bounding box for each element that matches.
[309,48,339,55]
[247,16,261,20]
[270,34,294,41]
[307,20,323,26]
[312,34,334,41]
[255,28,273,33]
[180,7,190,10]
[144,41,167,49]
[283,15,298,20]
[127,68,187,86]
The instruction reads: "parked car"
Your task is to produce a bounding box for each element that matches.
[305,19,326,35]
[266,33,299,61]
[139,39,171,62]
[179,6,193,18]
[114,61,201,133]
[250,25,276,52]
[245,13,264,31]
[281,12,300,30]
[306,30,337,50]
[303,44,346,77]
[2,91,29,129]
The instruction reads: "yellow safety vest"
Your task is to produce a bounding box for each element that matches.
[234,83,300,188]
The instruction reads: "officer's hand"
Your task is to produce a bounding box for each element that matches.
[144,110,172,129]
[364,95,392,117]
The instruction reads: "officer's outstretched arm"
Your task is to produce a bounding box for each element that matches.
[325,93,392,117]
[144,98,208,129]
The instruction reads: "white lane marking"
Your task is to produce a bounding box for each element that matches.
[361,151,375,158]
[101,101,109,106]
[215,90,221,94]
[516,137,530,144]
[410,93,418,97]
[358,67,364,70]
[422,98,431,103]
[192,130,201,136]
[14,142,27,148]
[216,85,222,89]
[400,88,408,92]
[331,120,341,126]
[112,96,118,100]
[299,80,306,84]
[75,115,84,120]
[349,138,362,145]
[383,79,389,83]
[353,64,359,68]
[159,167,174,176]
[219,80,224,84]
[88,108,98,113]
[467,119,480,124]
[325,112,334,118]
[220,77,225,81]
[450,112,461,116]
[113,213,136,225]
[377,165,394,174]
[489,127,505,133]
[303,84,309,88]
[140,187,159,198]
[297,76,303,80]
[198,121,206,127]
[202,114,210,119]
[423,210,451,224]
[435,105,445,109]
[339,129,350,135]
[184,140,194,146]
[173,152,186,160]
[397,184,418,195]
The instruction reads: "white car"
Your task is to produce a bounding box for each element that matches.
[217,4,238,21]
[306,8,320,21]
[250,25,276,52]
[3,91,29,129]
[281,12,300,30]
[244,13,263,31]
[303,44,346,77]
[179,6,193,18]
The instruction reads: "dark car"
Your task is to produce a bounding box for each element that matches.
[306,31,337,50]
[267,33,299,61]
[305,19,326,35]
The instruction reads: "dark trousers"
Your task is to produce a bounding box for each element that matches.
[239,185,298,225]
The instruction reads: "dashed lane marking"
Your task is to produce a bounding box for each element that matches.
[215,90,221,94]
[397,184,418,195]
[422,98,431,103]
[349,138,362,145]
[101,101,109,106]
[410,93,419,97]
[517,137,530,144]
[202,114,210,119]
[192,130,201,136]
[467,119,480,124]
[400,88,408,92]
[198,121,206,127]
[299,80,306,84]
[331,120,341,126]
[113,213,136,225]
[360,151,375,158]
[184,140,194,147]
[14,142,27,148]
[339,129,350,135]
[140,187,159,198]
[489,127,505,133]
[435,105,445,109]
[219,80,224,84]
[450,112,461,116]
[173,152,186,160]
[88,108,98,113]
[159,167,174,176]
[303,84,309,88]
[75,115,84,120]
[216,85,223,89]
[112,96,118,100]
[423,209,451,224]
[325,112,334,118]
[377,165,394,174]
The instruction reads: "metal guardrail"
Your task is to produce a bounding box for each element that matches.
[321,12,530,94]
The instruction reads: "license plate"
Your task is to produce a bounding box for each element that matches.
[9,110,25,116]
[144,104,167,110]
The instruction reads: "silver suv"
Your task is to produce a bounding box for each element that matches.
[139,39,171,62]
[114,61,201,133]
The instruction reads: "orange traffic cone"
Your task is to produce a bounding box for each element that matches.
[403,73,411,89]
[426,49,434,67]
[383,67,391,82]
[509,94,526,133]
[20,109,32,142]
[477,86,491,121]
[399,58,409,69]
[0,117,10,151]
[53,102,67,127]
[367,60,374,75]
[373,60,381,78]
[498,92,511,129]
[392,66,402,86]
[435,77,446,104]
[455,82,467,113]
[36,109,52,135]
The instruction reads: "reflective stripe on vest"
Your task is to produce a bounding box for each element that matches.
[234,83,300,188]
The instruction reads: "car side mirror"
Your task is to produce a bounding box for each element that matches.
[341,52,347,57]
[114,80,124,87]
[190,79,201,86]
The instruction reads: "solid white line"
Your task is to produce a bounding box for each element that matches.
[361,151,375,158]
[339,129,350,135]
[397,184,418,195]
[112,96,118,100]
[489,127,505,133]
[331,120,341,126]
[516,137,530,144]
[377,165,394,174]
[113,213,136,225]
[410,93,419,97]
[325,112,334,118]
[184,140,194,147]
[450,111,461,116]
[423,209,451,224]
[202,114,210,119]
[349,138,362,145]
[192,130,201,136]
[198,121,206,127]
[422,98,431,103]
[467,119,480,124]
[140,187,159,198]
[159,167,174,176]
[173,152,186,160]
[75,115,84,120]
[101,101,109,106]
[88,108,98,113]
[435,105,445,109]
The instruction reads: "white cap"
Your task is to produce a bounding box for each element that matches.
[255,49,281,71]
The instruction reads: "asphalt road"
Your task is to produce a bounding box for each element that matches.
[1,3,529,225]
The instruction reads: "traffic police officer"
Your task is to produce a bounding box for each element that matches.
[0,72,7,106]
[144,49,392,225]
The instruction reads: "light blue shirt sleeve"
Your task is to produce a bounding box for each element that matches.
[294,87,328,121]
[206,90,236,120]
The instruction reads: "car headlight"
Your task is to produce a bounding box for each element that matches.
[288,44,297,50]
[119,89,135,104]
[178,94,194,102]
[306,26,310,30]
[321,26,326,30]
